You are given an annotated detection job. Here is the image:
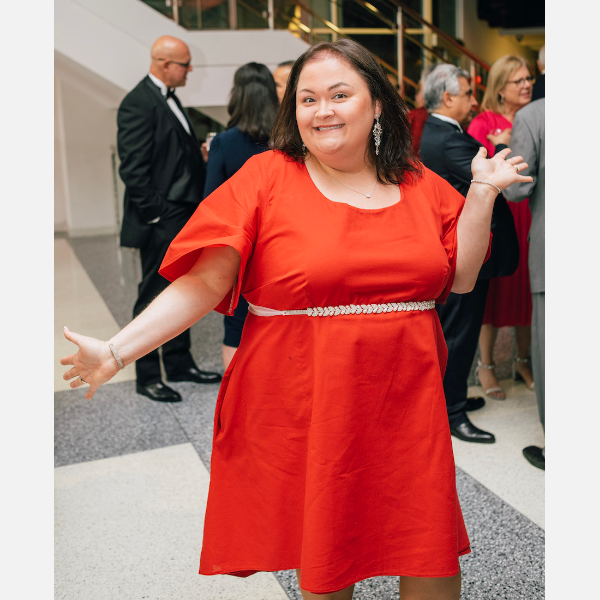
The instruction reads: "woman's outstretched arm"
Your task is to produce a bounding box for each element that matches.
[451,146,533,293]
[60,246,240,399]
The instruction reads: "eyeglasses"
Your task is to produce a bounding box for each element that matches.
[506,76,534,86]
[156,58,191,68]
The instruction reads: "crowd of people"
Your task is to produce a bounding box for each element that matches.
[61,35,544,599]
[411,47,545,469]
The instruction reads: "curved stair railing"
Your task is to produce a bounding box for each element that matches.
[143,0,490,107]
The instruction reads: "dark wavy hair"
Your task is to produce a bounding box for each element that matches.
[227,62,279,143]
[269,39,421,185]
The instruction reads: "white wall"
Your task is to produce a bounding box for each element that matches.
[54,0,310,236]
[55,0,309,110]
[55,77,69,232]
[57,77,121,236]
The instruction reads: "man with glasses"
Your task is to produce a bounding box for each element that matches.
[419,64,518,444]
[118,35,221,403]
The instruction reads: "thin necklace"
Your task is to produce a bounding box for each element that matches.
[317,160,378,199]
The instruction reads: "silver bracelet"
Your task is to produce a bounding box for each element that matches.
[470,180,501,195]
[108,343,124,370]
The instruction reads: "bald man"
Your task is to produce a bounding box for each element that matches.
[118,36,221,402]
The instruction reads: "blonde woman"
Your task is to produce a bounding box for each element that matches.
[467,55,534,399]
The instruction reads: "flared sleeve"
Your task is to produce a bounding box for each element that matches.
[159,153,268,315]
[431,170,492,304]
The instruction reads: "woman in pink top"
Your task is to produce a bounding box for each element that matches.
[468,55,535,398]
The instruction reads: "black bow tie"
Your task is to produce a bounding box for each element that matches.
[166,89,176,100]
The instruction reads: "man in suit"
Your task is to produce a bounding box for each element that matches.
[420,65,519,443]
[118,35,221,403]
[531,46,545,102]
[503,99,545,469]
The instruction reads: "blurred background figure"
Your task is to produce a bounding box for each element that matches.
[117,35,221,403]
[503,97,545,469]
[532,45,545,101]
[467,55,534,400]
[419,64,517,444]
[408,66,435,156]
[203,62,279,370]
[273,60,295,103]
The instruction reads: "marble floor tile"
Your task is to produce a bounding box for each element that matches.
[55,443,289,600]
[54,382,189,467]
[54,239,135,391]
[453,381,545,528]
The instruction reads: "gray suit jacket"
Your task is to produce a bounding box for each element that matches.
[502,98,545,293]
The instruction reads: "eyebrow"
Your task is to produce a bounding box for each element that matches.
[298,82,354,93]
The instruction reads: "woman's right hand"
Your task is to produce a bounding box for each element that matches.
[60,327,121,400]
[487,128,512,147]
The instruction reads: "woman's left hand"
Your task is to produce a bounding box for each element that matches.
[471,146,533,192]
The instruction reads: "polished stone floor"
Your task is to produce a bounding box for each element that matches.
[55,235,545,599]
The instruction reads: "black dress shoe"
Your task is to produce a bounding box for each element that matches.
[523,446,545,470]
[450,416,495,444]
[136,382,182,403]
[167,367,222,384]
[465,397,485,411]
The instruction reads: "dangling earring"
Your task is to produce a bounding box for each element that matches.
[302,143,306,153]
[373,114,382,156]
[499,95,504,105]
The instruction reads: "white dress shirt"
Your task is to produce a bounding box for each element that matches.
[430,112,463,133]
[148,72,191,135]
[145,74,193,224]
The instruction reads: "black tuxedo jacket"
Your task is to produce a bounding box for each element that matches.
[531,73,544,102]
[419,115,518,280]
[117,76,206,248]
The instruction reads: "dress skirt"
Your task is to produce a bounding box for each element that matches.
[159,151,473,594]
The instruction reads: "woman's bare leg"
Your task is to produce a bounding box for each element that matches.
[514,324,534,388]
[477,324,505,399]
[222,344,237,371]
[399,572,461,600]
[295,570,355,600]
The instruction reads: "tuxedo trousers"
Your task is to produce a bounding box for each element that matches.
[436,278,490,427]
[133,202,197,385]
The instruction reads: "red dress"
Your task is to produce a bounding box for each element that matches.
[468,110,532,327]
[409,106,429,155]
[160,151,471,594]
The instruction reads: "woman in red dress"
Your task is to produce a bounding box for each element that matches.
[468,55,535,398]
[61,40,532,600]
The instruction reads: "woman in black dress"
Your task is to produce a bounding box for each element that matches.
[203,62,279,369]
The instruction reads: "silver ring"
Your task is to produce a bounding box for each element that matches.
[80,376,87,384]
[514,164,519,173]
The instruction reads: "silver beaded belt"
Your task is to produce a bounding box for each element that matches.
[248,300,436,317]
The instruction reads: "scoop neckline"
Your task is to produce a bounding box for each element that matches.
[302,163,403,213]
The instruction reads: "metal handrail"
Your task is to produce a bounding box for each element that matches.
[148,0,491,104]
[282,0,417,104]
[387,0,490,71]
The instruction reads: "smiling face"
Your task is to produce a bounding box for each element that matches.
[499,65,532,109]
[295,54,381,165]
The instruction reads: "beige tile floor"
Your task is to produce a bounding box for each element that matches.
[455,382,545,528]
[54,239,135,391]
[55,444,289,599]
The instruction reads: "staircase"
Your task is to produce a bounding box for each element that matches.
[55,0,311,123]
[138,0,492,107]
